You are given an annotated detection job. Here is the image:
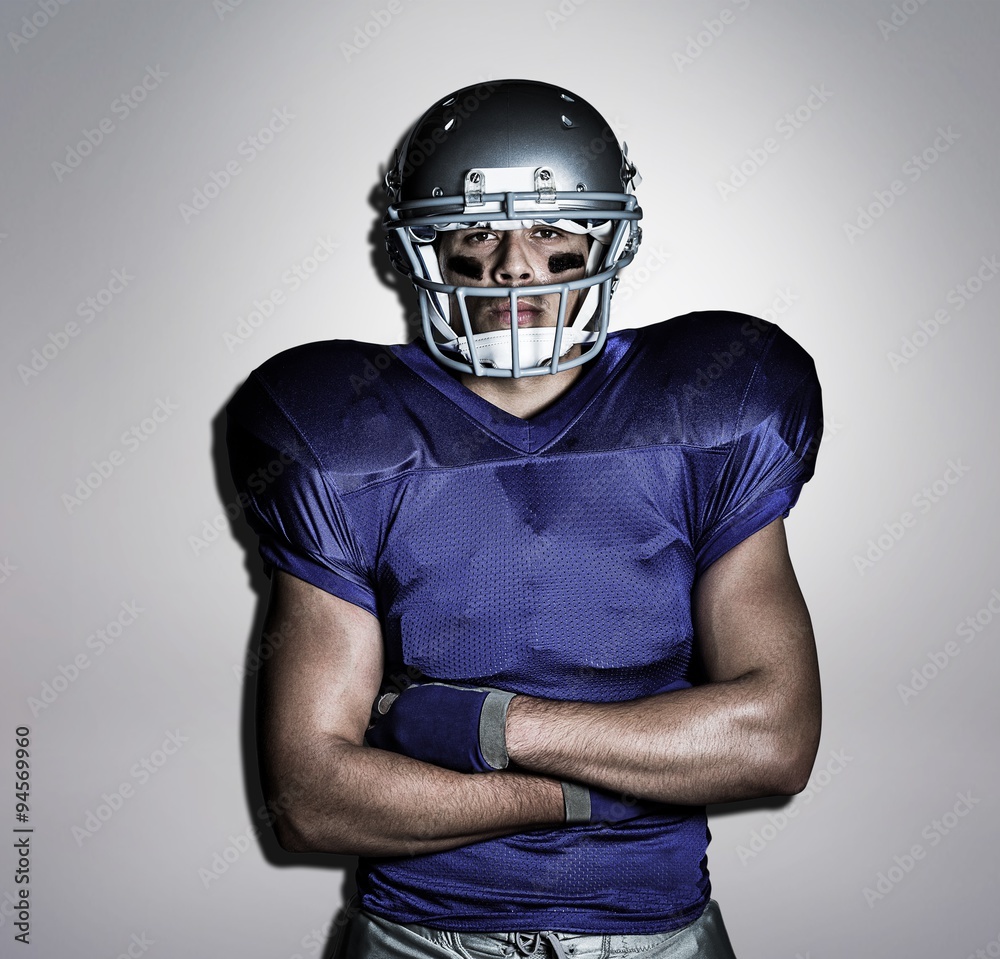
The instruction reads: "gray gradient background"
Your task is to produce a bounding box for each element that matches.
[2,1,998,956]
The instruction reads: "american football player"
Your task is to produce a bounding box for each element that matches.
[227,79,823,958]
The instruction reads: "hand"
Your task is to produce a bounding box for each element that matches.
[365,682,517,773]
[561,782,668,825]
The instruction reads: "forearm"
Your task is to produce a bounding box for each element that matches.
[505,672,820,805]
[264,737,565,857]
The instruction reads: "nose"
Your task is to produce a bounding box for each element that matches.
[491,232,534,285]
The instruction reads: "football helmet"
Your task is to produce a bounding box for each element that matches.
[383,79,642,377]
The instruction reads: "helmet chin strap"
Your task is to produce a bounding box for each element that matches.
[453,325,596,370]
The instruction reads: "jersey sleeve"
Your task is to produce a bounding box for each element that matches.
[694,325,823,573]
[225,371,378,615]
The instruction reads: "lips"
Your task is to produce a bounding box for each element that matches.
[489,303,542,327]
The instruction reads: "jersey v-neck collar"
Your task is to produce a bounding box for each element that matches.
[392,329,641,454]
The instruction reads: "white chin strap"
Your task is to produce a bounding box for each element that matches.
[449,325,596,370]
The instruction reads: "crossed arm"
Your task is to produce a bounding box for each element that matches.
[255,517,821,857]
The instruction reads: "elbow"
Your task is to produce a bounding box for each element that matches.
[762,729,820,797]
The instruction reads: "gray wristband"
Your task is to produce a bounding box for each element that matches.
[478,688,517,769]
[561,782,592,823]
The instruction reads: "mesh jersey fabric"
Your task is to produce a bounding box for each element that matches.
[225,311,823,934]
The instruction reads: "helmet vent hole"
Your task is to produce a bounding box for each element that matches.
[444,118,456,131]
[561,93,575,102]
[561,114,574,128]
[442,97,456,106]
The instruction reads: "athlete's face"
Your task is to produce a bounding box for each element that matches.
[437,225,591,336]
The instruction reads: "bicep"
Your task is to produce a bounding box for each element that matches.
[256,571,383,768]
[693,517,819,697]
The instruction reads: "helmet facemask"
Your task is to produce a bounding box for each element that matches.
[383,81,642,378]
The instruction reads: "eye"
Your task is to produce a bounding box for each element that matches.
[465,230,497,244]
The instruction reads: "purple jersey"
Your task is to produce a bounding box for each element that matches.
[226,311,822,933]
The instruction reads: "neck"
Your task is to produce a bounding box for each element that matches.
[459,361,585,419]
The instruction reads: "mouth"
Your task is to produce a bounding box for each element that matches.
[489,303,543,327]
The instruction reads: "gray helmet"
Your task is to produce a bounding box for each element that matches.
[383,79,642,377]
